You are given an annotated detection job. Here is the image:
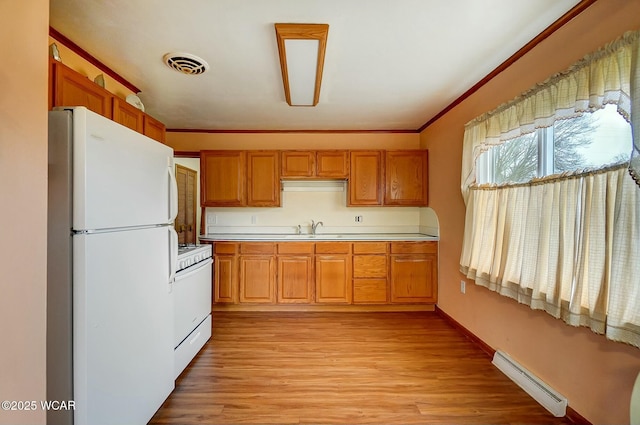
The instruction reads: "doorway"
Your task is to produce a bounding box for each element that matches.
[175,164,197,245]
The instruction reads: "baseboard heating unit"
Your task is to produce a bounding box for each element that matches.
[492,350,568,417]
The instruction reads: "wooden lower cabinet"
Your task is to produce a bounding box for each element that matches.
[239,256,276,303]
[213,242,239,304]
[238,243,276,303]
[315,242,352,304]
[212,240,437,307]
[277,243,314,303]
[277,256,313,303]
[389,242,438,303]
[315,255,352,303]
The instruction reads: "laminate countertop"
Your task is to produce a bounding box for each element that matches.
[200,233,438,242]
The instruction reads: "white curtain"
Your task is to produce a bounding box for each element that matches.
[460,30,640,348]
[461,30,640,203]
[460,165,640,346]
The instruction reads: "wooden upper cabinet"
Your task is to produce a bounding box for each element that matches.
[52,61,113,119]
[281,151,315,178]
[201,151,246,207]
[348,151,383,206]
[385,150,428,206]
[281,150,348,179]
[50,60,168,143]
[143,114,166,144]
[247,151,280,207]
[112,97,144,133]
[316,151,349,178]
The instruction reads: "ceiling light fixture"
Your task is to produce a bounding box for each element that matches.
[274,23,329,107]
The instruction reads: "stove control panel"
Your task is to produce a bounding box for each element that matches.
[177,244,212,272]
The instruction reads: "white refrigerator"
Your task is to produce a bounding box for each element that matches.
[47,107,178,425]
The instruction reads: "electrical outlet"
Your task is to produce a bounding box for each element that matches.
[355,215,363,222]
[460,280,466,294]
[207,214,217,225]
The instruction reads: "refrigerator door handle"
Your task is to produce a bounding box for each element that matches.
[168,226,179,286]
[168,161,178,223]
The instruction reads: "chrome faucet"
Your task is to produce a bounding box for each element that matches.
[311,220,324,235]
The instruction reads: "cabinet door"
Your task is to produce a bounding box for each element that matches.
[348,151,383,206]
[390,254,437,303]
[277,256,313,303]
[143,114,166,144]
[214,255,237,303]
[112,97,144,133]
[315,255,352,304]
[385,150,428,206]
[201,151,246,207]
[239,256,276,303]
[316,151,349,178]
[281,151,315,178]
[53,62,113,119]
[247,151,280,207]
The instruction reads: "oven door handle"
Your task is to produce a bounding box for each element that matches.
[175,258,213,282]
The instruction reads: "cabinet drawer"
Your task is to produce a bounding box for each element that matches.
[315,242,351,254]
[353,255,387,278]
[353,242,388,254]
[390,241,437,254]
[214,242,238,255]
[353,279,388,304]
[277,242,315,255]
[240,242,276,255]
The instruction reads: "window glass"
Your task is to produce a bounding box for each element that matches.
[477,104,632,184]
[492,132,538,184]
[554,104,631,173]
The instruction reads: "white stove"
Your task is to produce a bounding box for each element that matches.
[177,244,212,271]
[174,243,212,379]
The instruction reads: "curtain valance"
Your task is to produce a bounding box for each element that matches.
[461,30,640,203]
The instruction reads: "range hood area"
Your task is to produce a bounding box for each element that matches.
[280,180,346,192]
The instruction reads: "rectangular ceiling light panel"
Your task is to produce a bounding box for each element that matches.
[275,23,329,107]
[284,39,320,106]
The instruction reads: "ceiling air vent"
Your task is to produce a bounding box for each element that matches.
[163,52,209,75]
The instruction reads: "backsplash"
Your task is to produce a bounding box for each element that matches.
[204,190,439,236]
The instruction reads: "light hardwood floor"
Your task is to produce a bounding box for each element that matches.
[150,311,571,425]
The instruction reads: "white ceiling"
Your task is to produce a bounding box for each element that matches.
[49,0,582,131]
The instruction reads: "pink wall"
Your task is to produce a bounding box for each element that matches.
[420,1,640,423]
[0,2,48,425]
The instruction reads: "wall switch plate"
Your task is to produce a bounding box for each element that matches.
[460,280,466,294]
[355,215,363,222]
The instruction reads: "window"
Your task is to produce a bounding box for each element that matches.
[460,30,640,348]
[477,105,632,185]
